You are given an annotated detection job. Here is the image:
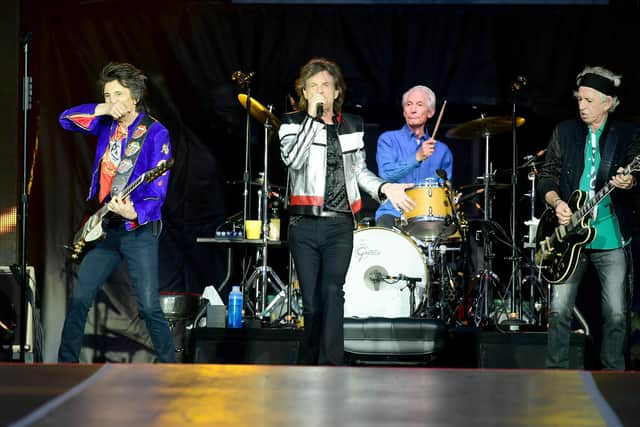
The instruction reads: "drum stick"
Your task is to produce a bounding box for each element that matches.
[431,100,447,140]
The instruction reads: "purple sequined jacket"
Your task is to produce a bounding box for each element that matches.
[59,103,172,229]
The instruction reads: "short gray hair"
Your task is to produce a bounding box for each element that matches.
[401,85,436,112]
[574,66,621,112]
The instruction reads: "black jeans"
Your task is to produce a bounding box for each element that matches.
[289,215,354,365]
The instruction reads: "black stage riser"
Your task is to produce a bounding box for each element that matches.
[188,326,587,369]
[188,328,303,364]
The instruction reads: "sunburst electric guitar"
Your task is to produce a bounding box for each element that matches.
[534,155,640,283]
[69,158,174,261]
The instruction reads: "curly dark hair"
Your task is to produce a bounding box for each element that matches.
[295,58,347,114]
[98,62,148,112]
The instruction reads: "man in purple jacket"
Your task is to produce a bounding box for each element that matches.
[57,62,175,363]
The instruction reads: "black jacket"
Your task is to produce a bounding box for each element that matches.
[537,118,640,241]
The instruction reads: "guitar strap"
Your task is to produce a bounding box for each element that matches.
[588,133,598,219]
[111,114,156,197]
[596,123,617,187]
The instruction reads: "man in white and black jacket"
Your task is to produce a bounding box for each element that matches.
[280,57,414,365]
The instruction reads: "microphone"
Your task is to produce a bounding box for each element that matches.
[512,75,528,92]
[522,149,546,163]
[368,271,385,286]
[436,168,448,181]
[315,102,324,119]
[385,274,422,283]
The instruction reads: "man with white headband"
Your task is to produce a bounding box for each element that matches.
[537,66,640,370]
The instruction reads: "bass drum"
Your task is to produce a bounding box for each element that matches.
[344,227,428,318]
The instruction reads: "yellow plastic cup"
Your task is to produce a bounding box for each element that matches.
[245,220,262,239]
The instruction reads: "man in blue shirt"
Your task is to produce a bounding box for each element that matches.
[375,85,453,228]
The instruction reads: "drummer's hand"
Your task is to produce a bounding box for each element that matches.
[382,183,416,212]
[416,138,436,162]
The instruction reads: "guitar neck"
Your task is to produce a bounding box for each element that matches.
[120,174,145,199]
[574,182,614,222]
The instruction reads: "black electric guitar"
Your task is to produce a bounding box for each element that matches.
[534,155,640,283]
[68,158,174,261]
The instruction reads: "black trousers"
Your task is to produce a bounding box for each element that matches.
[288,215,353,365]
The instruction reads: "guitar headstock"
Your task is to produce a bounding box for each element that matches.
[144,158,174,183]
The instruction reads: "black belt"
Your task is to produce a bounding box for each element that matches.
[104,215,127,229]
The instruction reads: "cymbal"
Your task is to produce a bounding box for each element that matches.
[238,94,280,129]
[459,182,512,191]
[446,116,525,140]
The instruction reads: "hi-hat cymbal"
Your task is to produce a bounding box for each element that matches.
[238,94,280,129]
[446,116,525,140]
[459,182,512,191]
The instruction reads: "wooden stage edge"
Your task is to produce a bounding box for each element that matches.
[1,363,639,427]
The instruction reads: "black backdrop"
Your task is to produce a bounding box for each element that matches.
[20,0,640,361]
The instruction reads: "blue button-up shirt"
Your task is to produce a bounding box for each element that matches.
[375,124,453,220]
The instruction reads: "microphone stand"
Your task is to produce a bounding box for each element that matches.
[232,72,254,241]
[15,32,33,362]
[505,81,525,328]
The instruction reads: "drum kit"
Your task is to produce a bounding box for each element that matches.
[344,114,548,329]
[230,79,547,328]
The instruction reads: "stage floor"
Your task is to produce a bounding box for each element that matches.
[1,364,638,426]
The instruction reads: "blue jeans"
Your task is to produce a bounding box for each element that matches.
[58,222,176,363]
[546,247,629,370]
[289,215,354,365]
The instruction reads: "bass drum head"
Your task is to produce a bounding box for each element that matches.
[344,227,428,318]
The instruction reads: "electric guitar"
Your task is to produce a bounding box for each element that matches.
[534,155,640,283]
[68,158,174,261]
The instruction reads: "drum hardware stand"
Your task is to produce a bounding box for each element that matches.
[473,128,503,327]
[243,107,292,322]
[436,243,461,323]
[403,276,423,317]
[259,253,301,324]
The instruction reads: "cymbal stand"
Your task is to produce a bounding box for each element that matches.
[245,108,292,321]
[473,130,501,326]
[436,243,461,324]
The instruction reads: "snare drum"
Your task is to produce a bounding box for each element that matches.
[344,227,428,318]
[403,181,457,240]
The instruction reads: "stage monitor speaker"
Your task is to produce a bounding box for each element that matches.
[478,331,585,369]
[0,266,35,361]
[188,327,303,365]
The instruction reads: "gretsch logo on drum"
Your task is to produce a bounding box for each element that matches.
[355,244,380,262]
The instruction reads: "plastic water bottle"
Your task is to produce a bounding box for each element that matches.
[227,286,243,328]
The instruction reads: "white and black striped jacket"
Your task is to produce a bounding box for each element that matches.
[279,111,385,222]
